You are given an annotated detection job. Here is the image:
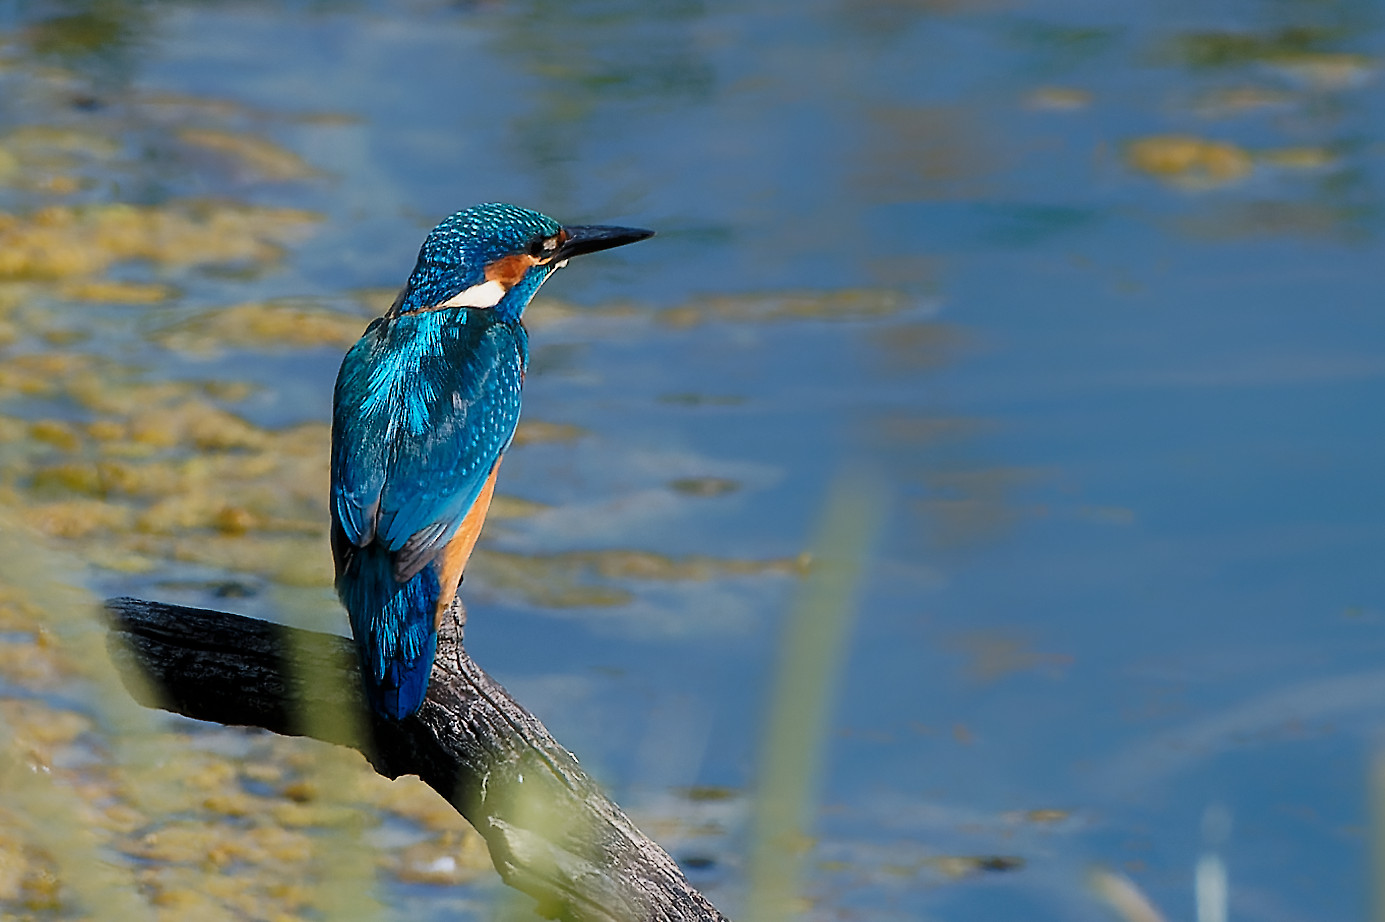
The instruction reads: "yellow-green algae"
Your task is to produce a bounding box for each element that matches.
[472,548,809,609]
[0,514,507,921]
[1125,134,1339,189]
[1125,135,1254,189]
[176,129,320,182]
[1164,26,1375,86]
[0,202,319,281]
[0,529,498,919]
[155,300,371,355]
[0,78,502,919]
[0,349,767,599]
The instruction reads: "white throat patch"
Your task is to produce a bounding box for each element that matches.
[439,279,506,309]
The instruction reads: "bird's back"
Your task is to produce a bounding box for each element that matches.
[331,308,527,717]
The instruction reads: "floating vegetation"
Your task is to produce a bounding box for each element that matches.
[0,202,320,280]
[1269,52,1375,90]
[1,365,336,583]
[488,494,550,519]
[0,546,496,917]
[1257,146,1337,170]
[0,125,116,196]
[154,299,369,355]
[510,418,586,446]
[1190,85,1294,118]
[0,332,793,605]
[1125,135,1253,188]
[1163,28,1375,90]
[4,124,121,161]
[177,128,320,182]
[472,548,808,609]
[522,296,641,331]
[57,278,175,304]
[1166,27,1339,69]
[1128,136,1337,188]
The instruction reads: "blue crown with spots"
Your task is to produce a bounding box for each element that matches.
[391,203,654,323]
[396,204,562,315]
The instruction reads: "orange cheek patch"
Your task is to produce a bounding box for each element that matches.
[434,460,502,626]
[485,253,541,287]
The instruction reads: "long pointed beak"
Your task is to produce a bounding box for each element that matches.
[556,224,654,260]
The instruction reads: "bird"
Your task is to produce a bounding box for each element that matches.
[331,203,653,719]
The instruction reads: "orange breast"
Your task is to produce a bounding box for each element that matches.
[434,459,502,626]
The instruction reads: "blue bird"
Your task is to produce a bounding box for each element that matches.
[331,203,653,719]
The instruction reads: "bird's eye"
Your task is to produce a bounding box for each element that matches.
[529,235,561,259]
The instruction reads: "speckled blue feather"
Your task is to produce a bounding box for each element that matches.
[396,204,562,323]
[332,204,552,720]
[336,547,439,719]
[333,311,527,553]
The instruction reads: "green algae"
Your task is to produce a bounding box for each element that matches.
[0,202,320,281]
[0,338,807,612]
[1166,27,1343,69]
[510,419,587,445]
[472,548,808,609]
[155,300,370,355]
[1125,135,1341,189]
[0,543,496,918]
[177,128,320,182]
[1125,135,1254,189]
[522,295,641,330]
[0,84,381,917]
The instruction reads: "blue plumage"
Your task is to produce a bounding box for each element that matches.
[331,204,652,719]
[396,205,562,323]
[336,544,439,719]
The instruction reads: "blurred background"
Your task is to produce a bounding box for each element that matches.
[0,0,1381,919]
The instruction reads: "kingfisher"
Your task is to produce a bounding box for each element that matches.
[331,203,653,719]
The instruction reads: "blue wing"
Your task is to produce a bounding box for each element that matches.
[330,310,526,719]
[331,310,527,579]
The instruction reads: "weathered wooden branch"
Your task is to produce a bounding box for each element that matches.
[103,597,729,922]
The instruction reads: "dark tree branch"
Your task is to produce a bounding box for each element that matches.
[103,597,730,922]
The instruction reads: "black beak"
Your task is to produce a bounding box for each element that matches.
[556,224,655,260]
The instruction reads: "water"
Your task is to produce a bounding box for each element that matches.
[0,0,1382,919]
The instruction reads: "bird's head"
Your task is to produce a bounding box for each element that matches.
[391,203,653,323]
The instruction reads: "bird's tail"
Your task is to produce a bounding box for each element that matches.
[336,543,439,720]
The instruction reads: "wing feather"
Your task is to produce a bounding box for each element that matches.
[331,312,527,583]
